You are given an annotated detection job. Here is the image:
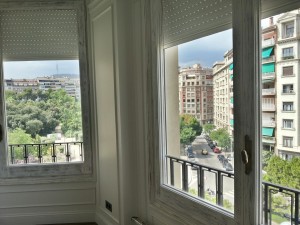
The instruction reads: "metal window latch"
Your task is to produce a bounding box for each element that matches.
[131,217,146,225]
[241,135,251,174]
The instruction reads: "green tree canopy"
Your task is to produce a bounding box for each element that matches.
[264,156,300,189]
[210,128,231,148]
[180,114,202,144]
[203,124,215,135]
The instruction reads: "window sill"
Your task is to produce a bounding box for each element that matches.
[281,110,295,113]
[282,92,295,95]
[281,128,296,131]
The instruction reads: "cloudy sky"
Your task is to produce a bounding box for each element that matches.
[178,29,232,68]
[3,60,79,79]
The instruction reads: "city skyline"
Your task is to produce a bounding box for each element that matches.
[3,60,80,79]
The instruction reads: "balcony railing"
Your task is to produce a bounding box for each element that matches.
[262,104,276,111]
[262,38,275,48]
[166,155,300,225]
[262,55,275,64]
[262,72,275,80]
[8,142,83,164]
[262,88,276,96]
[262,120,276,127]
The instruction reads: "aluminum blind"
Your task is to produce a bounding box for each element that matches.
[162,0,232,47]
[0,9,79,61]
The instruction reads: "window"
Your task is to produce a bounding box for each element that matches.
[284,21,294,38]
[283,119,293,129]
[0,1,92,178]
[282,47,294,59]
[283,136,293,148]
[283,102,294,111]
[148,1,300,225]
[282,84,294,93]
[282,66,293,76]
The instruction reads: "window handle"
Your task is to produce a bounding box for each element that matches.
[241,135,251,174]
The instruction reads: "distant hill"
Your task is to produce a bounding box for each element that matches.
[52,74,79,79]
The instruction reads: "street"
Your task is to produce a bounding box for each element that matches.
[184,135,235,208]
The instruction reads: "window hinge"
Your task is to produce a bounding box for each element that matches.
[241,135,251,174]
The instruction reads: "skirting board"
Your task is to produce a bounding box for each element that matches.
[0,210,95,225]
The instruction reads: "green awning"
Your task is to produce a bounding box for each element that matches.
[262,127,274,137]
[230,74,233,80]
[230,119,234,126]
[229,63,233,70]
[230,97,234,103]
[262,47,274,59]
[262,63,275,73]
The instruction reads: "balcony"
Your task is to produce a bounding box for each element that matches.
[262,120,276,127]
[262,72,275,80]
[262,38,275,48]
[262,104,276,111]
[262,55,275,64]
[262,136,276,144]
[282,55,295,60]
[8,142,83,164]
[166,156,299,225]
[262,88,275,96]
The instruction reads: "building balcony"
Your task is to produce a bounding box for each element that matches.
[262,120,276,127]
[282,55,294,60]
[262,38,275,48]
[166,155,300,225]
[262,136,276,144]
[8,142,83,165]
[262,72,275,80]
[262,55,275,64]
[262,88,275,96]
[262,104,276,111]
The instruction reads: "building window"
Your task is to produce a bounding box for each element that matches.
[283,21,294,38]
[0,1,92,178]
[283,136,293,148]
[282,47,294,59]
[282,66,293,76]
[283,102,294,111]
[283,119,293,129]
[282,84,294,93]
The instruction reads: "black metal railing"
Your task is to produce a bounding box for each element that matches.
[166,155,300,225]
[9,142,83,164]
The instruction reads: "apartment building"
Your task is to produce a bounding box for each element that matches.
[261,18,277,153]
[4,78,39,92]
[212,49,233,136]
[276,10,300,159]
[178,64,213,125]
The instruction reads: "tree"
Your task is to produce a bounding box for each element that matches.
[8,128,34,145]
[210,128,231,149]
[179,114,202,144]
[203,124,215,135]
[25,119,43,138]
[264,156,300,189]
[180,127,196,145]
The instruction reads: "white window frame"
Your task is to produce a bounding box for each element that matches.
[283,21,294,38]
[0,0,93,181]
[282,119,294,129]
[283,136,293,148]
[144,1,300,225]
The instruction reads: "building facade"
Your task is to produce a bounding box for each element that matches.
[276,10,300,159]
[178,64,213,125]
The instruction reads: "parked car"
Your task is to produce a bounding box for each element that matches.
[222,159,229,167]
[225,163,233,171]
[208,143,215,149]
[213,147,221,153]
[217,155,225,162]
[188,152,195,158]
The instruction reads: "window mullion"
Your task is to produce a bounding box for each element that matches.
[232,0,261,225]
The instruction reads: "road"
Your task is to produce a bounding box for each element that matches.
[184,135,235,206]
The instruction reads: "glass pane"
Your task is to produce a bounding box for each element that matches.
[164,29,234,212]
[3,60,83,164]
[261,9,300,225]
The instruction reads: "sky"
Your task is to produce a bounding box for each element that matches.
[3,60,79,79]
[178,16,280,68]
